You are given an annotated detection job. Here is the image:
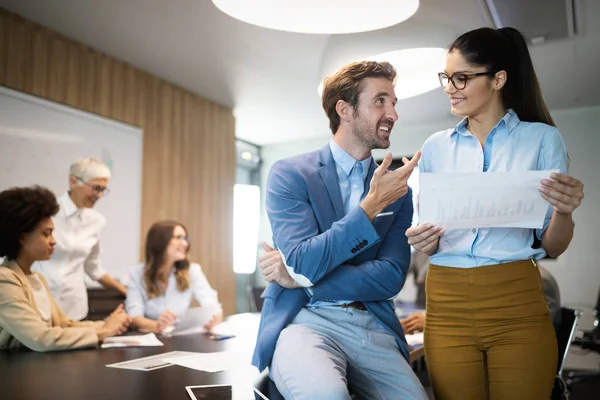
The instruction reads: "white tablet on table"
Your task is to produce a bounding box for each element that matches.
[185,384,269,400]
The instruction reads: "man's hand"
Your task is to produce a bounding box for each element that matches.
[361,151,421,220]
[258,241,302,289]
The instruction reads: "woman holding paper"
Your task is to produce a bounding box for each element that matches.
[406,27,584,400]
[0,186,131,352]
[126,221,223,334]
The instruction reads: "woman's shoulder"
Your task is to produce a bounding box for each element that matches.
[0,266,19,282]
[128,263,146,279]
[188,262,203,274]
[516,120,561,136]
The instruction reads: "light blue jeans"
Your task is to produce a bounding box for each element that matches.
[269,306,428,400]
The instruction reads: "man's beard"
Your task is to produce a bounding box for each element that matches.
[352,113,390,150]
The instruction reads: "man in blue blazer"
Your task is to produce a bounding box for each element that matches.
[252,61,428,400]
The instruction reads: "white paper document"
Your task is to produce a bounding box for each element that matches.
[406,332,424,347]
[161,304,222,336]
[101,333,164,349]
[164,351,253,373]
[106,350,199,371]
[419,170,555,230]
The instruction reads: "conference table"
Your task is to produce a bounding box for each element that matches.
[0,313,424,400]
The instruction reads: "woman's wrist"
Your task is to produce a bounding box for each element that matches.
[96,326,109,342]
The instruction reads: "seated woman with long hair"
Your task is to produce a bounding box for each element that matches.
[125,221,223,333]
[0,186,131,352]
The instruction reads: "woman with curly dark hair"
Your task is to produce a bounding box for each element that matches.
[0,186,131,352]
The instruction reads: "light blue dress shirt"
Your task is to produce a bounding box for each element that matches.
[125,262,221,319]
[419,110,568,268]
[308,141,372,306]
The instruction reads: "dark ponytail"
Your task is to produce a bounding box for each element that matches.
[449,27,555,127]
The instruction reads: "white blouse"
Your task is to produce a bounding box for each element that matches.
[32,192,107,321]
[125,263,222,320]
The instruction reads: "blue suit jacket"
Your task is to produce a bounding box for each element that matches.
[252,144,414,371]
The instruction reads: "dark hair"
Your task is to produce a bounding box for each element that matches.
[322,61,397,134]
[0,186,59,260]
[449,27,555,126]
[143,220,190,298]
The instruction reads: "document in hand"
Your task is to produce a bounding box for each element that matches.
[164,304,222,336]
[405,332,424,346]
[419,170,556,230]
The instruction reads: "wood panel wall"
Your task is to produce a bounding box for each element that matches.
[0,8,237,315]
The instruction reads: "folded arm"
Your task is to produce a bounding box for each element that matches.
[0,274,99,352]
[308,192,413,302]
[266,159,380,286]
[261,191,413,302]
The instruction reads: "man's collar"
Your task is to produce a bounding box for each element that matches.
[329,140,372,177]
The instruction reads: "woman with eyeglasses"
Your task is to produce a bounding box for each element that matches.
[125,221,223,333]
[32,158,127,321]
[406,27,584,399]
[0,186,131,352]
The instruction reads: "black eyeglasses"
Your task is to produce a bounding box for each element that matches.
[77,177,110,196]
[438,71,496,90]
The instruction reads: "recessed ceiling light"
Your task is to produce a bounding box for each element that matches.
[318,47,448,100]
[212,0,420,34]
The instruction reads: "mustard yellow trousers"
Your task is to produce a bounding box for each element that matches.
[424,260,558,400]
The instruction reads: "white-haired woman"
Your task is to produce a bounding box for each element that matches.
[33,158,127,321]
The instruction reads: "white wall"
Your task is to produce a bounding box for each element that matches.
[258,106,600,307]
[0,86,143,283]
[541,106,600,309]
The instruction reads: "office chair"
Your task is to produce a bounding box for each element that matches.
[255,369,285,400]
[551,307,582,400]
[565,286,600,385]
[251,286,265,312]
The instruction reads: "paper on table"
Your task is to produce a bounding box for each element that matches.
[164,350,253,373]
[106,350,199,371]
[101,333,164,348]
[419,170,556,230]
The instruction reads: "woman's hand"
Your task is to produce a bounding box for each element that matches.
[400,312,426,334]
[204,312,223,331]
[406,224,444,256]
[156,310,178,333]
[97,304,132,341]
[540,173,584,214]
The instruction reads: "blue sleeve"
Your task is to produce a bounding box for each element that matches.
[418,136,433,173]
[266,159,381,285]
[310,190,413,301]
[536,127,569,240]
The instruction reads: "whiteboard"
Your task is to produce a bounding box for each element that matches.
[0,86,142,281]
